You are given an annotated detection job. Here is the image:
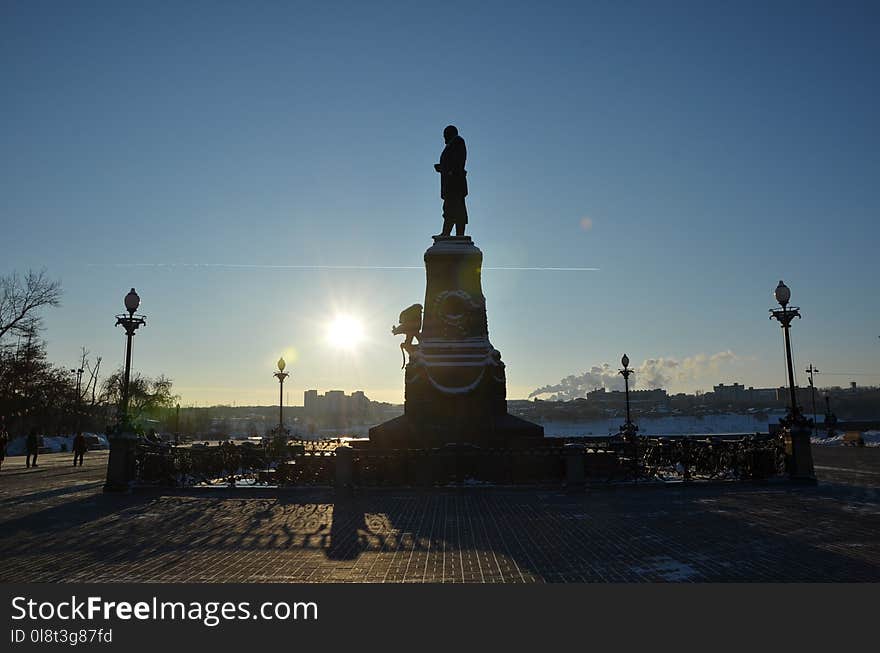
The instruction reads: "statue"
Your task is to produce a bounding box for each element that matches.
[392,303,423,368]
[369,130,545,450]
[433,125,468,238]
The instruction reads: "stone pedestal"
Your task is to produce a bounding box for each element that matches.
[370,236,544,449]
[783,424,816,483]
[104,432,137,492]
[335,445,354,488]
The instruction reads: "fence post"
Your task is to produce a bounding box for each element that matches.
[564,442,585,489]
[335,445,354,489]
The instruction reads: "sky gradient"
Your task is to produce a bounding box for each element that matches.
[2,0,878,405]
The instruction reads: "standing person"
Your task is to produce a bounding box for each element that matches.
[72,431,87,467]
[0,417,8,472]
[26,429,39,468]
[433,125,468,237]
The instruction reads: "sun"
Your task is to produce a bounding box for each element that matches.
[326,314,365,350]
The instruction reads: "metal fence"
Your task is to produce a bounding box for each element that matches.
[133,433,785,488]
[134,440,337,488]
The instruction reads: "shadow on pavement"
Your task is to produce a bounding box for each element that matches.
[0,451,879,583]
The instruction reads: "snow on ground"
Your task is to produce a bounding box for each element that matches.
[5,433,109,456]
[540,411,789,438]
[811,430,880,447]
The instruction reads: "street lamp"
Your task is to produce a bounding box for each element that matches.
[618,354,639,479]
[115,288,146,426]
[70,367,84,434]
[805,363,820,438]
[105,288,146,492]
[769,281,802,423]
[768,280,815,482]
[619,355,639,435]
[274,357,289,437]
[823,392,838,438]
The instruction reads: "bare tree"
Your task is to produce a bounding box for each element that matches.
[0,269,62,342]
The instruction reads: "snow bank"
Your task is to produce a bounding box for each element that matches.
[5,433,109,456]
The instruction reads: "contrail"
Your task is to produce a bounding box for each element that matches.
[87,263,600,272]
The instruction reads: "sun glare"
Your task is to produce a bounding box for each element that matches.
[326,314,365,350]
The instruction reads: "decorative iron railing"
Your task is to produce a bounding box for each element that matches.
[601,433,785,483]
[134,439,339,487]
[133,433,785,488]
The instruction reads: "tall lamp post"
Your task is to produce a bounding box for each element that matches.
[105,288,147,492]
[823,393,838,438]
[116,289,147,425]
[769,280,815,482]
[618,354,639,481]
[619,354,636,436]
[805,363,820,438]
[274,357,289,437]
[70,367,83,433]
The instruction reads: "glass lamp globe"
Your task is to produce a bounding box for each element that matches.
[124,288,140,315]
[774,280,791,307]
[621,354,630,368]
[277,357,286,372]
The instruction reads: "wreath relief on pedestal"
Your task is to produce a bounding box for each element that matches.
[433,290,483,338]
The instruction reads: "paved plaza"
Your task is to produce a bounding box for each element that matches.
[0,447,878,582]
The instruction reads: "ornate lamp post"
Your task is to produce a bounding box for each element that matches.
[769,280,815,482]
[116,289,146,425]
[618,354,639,480]
[105,288,147,492]
[769,281,802,421]
[274,357,289,437]
[619,354,636,436]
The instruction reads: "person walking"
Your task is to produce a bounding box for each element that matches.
[73,431,87,467]
[26,429,40,468]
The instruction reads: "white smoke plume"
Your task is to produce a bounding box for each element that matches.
[528,364,625,400]
[529,351,738,401]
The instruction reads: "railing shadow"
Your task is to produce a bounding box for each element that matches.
[1,474,879,582]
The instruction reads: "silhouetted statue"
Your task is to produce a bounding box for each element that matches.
[392,303,422,368]
[433,125,468,237]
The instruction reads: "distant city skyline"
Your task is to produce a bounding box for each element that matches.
[3,1,878,406]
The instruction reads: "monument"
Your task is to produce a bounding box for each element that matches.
[369,127,544,449]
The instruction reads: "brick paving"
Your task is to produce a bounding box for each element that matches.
[0,448,878,582]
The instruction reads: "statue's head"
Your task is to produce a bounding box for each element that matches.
[443,125,458,143]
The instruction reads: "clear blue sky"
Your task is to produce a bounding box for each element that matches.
[2,0,878,405]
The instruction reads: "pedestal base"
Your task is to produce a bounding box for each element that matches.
[369,412,545,450]
[371,235,545,450]
[104,434,137,492]
[784,426,816,483]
